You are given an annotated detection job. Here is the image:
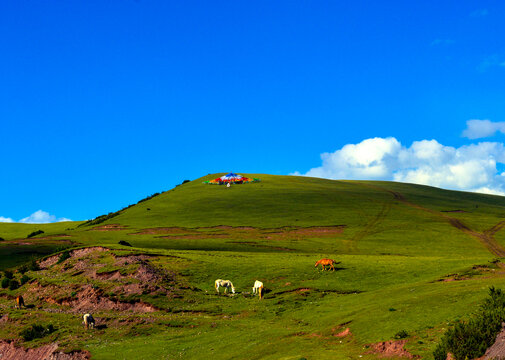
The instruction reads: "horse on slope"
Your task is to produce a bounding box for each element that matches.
[215,279,236,294]
[252,280,264,299]
[83,313,95,329]
[315,258,338,271]
[15,295,25,309]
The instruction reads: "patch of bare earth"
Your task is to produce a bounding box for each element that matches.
[34,247,180,311]
[0,341,89,360]
[90,224,127,231]
[130,227,197,235]
[53,285,156,313]
[39,247,109,269]
[227,241,295,251]
[333,327,351,337]
[32,234,72,241]
[368,340,417,358]
[131,225,346,242]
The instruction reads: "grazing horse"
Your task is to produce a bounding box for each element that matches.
[315,258,337,271]
[252,280,264,299]
[215,279,235,294]
[83,313,95,329]
[15,295,25,309]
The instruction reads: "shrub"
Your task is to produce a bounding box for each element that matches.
[394,330,409,339]
[17,264,28,274]
[3,270,13,279]
[56,251,71,264]
[19,324,55,341]
[118,240,132,247]
[433,287,505,360]
[8,279,19,290]
[29,259,40,271]
[20,275,30,285]
[27,230,44,238]
[0,237,4,241]
[1,278,9,289]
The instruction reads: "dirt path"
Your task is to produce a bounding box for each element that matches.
[349,202,391,252]
[359,184,505,257]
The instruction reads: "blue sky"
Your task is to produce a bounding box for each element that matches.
[1,1,505,222]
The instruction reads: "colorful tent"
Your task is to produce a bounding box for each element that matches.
[204,173,260,185]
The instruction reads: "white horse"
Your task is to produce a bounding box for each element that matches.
[83,313,95,329]
[252,280,264,299]
[215,279,235,294]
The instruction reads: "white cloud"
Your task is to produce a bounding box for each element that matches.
[0,216,14,223]
[462,119,505,139]
[293,137,505,196]
[19,210,72,224]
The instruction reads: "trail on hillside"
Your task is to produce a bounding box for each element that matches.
[349,202,391,253]
[359,184,505,257]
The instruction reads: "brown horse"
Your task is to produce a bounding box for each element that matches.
[15,295,25,309]
[315,258,337,271]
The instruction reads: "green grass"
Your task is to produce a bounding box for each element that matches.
[2,174,505,358]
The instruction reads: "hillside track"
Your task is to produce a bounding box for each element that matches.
[358,183,505,258]
[349,202,391,252]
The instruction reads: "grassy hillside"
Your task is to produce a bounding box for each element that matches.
[1,174,505,359]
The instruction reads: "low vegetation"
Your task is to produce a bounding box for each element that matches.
[434,287,505,360]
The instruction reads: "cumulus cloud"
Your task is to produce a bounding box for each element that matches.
[0,216,14,223]
[462,119,505,139]
[293,137,505,196]
[19,210,72,224]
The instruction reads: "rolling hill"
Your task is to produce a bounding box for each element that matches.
[1,174,505,359]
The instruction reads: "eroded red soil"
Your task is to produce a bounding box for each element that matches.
[368,340,416,358]
[0,341,89,360]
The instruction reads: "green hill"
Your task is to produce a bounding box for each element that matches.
[1,174,505,359]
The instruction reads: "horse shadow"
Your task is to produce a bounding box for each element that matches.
[95,324,107,330]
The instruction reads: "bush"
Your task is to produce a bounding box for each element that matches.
[118,240,132,247]
[8,279,19,290]
[3,270,13,279]
[1,278,9,289]
[19,324,55,341]
[0,237,4,241]
[56,251,71,264]
[434,287,505,360]
[27,230,44,238]
[28,259,40,271]
[17,264,28,274]
[20,275,30,285]
[394,330,409,339]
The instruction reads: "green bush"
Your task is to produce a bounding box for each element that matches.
[394,330,409,339]
[56,251,71,264]
[3,270,13,279]
[20,275,30,285]
[1,278,9,289]
[433,287,505,360]
[19,324,55,341]
[118,240,132,247]
[29,259,40,271]
[17,264,28,274]
[27,230,44,238]
[0,237,5,241]
[9,279,19,290]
